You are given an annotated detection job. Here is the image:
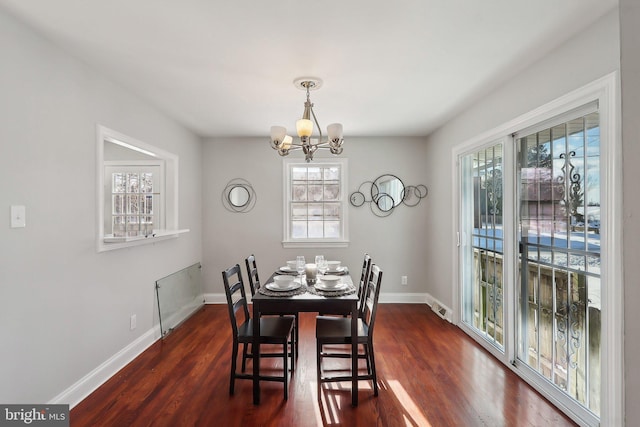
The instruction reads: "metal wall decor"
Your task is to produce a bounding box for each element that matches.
[350,174,428,217]
[222,178,256,213]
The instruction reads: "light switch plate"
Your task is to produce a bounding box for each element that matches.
[11,205,26,228]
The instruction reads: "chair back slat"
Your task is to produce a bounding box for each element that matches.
[358,254,372,317]
[222,264,250,336]
[362,264,383,337]
[245,254,261,296]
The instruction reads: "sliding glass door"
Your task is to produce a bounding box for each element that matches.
[458,106,603,424]
[460,143,505,350]
[516,110,601,416]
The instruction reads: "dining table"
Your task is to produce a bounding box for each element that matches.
[251,266,360,406]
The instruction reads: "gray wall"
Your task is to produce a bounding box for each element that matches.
[620,0,640,425]
[423,8,620,314]
[201,136,430,299]
[0,9,202,404]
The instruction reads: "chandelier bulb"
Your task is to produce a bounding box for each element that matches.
[296,118,313,138]
[282,135,292,150]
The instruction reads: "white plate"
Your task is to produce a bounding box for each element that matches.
[279,266,297,272]
[266,282,302,292]
[325,266,346,273]
[315,282,348,291]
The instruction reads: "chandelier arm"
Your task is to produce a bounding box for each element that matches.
[310,106,323,143]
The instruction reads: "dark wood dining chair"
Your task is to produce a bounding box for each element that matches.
[245,254,299,357]
[315,264,383,396]
[222,264,295,400]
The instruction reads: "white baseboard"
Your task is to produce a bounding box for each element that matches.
[425,293,453,323]
[378,292,429,304]
[204,293,226,304]
[50,325,160,409]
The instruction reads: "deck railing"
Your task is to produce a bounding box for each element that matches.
[472,249,600,414]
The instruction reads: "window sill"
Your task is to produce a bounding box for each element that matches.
[282,240,349,249]
[99,229,189,251]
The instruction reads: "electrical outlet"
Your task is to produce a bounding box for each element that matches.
[401,276,408,285]
[130,314,137,330]
[11,205,26,228]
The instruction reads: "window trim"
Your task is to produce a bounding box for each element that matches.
[282,158,349,248]
[96,125,188,252]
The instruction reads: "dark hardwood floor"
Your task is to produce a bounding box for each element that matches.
[71,304,576,427]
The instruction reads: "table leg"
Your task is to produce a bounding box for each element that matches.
[351,299,358,407]
[253,301,260,405]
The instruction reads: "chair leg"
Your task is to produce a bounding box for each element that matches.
[283,340,289,400]
[295,313,300,358]
[290,330,295,372]
[363,343,371,374]
[241,342,248,372]
[230,341,238,395]
[368,341,378,396]
[316,340,322,393]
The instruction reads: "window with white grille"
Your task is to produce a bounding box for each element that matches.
[105,163,161,237]
[283,158,348,247]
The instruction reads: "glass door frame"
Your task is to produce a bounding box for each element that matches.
[452,73,622,427]
[457,138,516,361]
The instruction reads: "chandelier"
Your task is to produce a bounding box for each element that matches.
[270,77,344,162]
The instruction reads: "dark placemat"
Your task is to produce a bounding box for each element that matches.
[307,282,356,297]
[258,282,308,297]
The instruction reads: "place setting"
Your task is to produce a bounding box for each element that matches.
[260,274,308,296]
[307,274,355,296]
[307,256,356,296]
[276,257,304,276]
[324,260,348,275]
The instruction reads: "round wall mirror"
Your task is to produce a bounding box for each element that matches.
[228,185,250,207]
[376,194,395,212]
[222,178,256,213]
[371,174,405,211]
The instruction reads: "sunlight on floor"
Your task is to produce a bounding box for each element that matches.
[313,381,372,425]
[310,378,432,427]
[311,381,344,426]
[386,379,432,427]
[310,381,327,425]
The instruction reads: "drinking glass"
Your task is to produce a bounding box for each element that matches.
[315,255,328,279]
[296,256,306,282]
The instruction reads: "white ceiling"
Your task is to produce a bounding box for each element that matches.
[0,0,617,138]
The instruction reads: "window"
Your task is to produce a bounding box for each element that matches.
[283,158,348,248]
[96,125,187,252]
[104,163,162,237]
